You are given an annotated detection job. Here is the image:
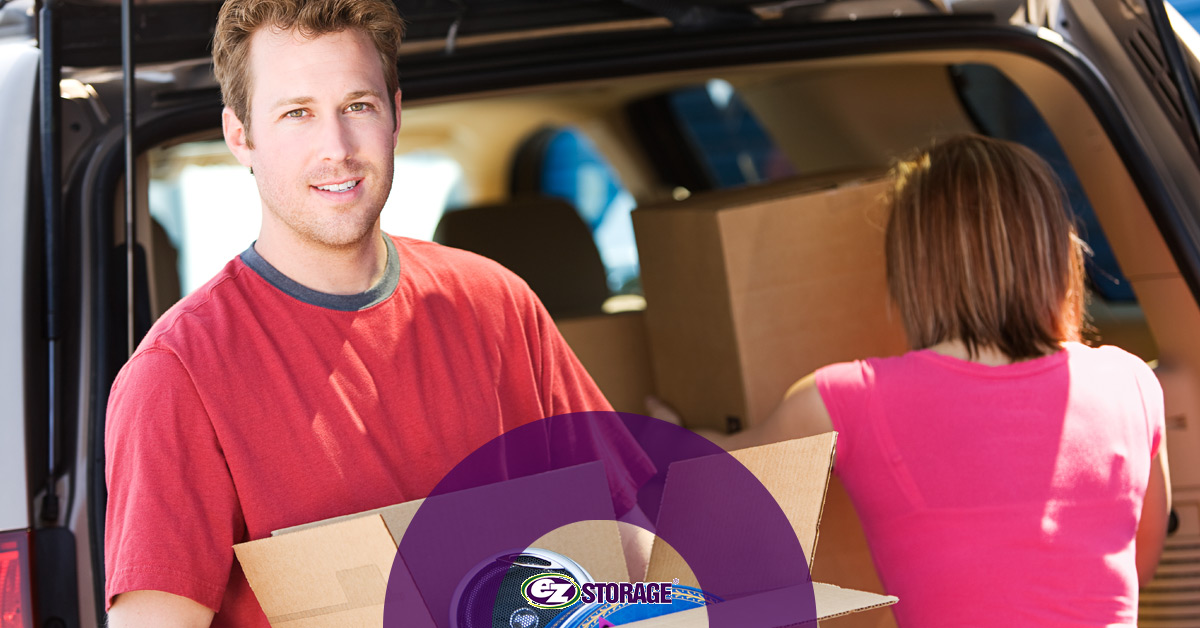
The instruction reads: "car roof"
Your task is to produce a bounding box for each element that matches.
[24,0,968,67]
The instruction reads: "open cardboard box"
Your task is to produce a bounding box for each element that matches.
[234,432,896,626]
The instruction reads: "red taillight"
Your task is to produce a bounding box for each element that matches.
[0,530,31,628]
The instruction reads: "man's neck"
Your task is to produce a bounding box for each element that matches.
[253,229,389,295]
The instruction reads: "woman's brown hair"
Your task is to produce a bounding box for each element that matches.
[885,134,1086,360]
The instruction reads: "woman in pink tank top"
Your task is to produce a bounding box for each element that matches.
[698,135,1172,626]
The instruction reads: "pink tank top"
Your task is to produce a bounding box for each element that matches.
[815,342,1163,627]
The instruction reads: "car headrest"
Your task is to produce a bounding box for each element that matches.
[434,197,610,318]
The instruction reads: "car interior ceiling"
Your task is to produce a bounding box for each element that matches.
[119,51,1179,352]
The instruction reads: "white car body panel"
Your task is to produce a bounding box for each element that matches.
[0,41,37,533]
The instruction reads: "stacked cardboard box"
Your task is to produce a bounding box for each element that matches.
[632,174,907,433]
[633,174,910,627]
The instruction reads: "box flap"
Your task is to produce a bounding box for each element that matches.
[273,500,423,538]
[727,434,837,569]
[530,519,629,583]
[241,462,620,626]
[234,514,401,627]
[646,433,837,589]
[616,582,897,626]
[811,582,898,620]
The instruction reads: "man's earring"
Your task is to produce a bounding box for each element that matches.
[250,167,254,175]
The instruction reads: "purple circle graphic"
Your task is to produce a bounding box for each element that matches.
[384,412,816,626]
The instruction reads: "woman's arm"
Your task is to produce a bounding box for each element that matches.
[688,372,835,452]
[1136,447,1172,587]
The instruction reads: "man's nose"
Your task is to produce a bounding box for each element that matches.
[318,117,354,163]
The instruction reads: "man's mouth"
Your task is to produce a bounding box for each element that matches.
[313,179,361,193]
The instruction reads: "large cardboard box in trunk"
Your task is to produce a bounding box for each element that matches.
[632,175,909,433]
[632,174,911,628]
[234,433,896,626]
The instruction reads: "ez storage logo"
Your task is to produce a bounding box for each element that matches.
[520,572,581,609]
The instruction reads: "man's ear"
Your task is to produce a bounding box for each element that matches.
[392,89,403,144]
[222,106,254,168]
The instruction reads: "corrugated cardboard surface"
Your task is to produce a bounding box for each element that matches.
[616,583,897,627]
[635,175,904,627]
[811,583,897,621]
[646,434,836,585]
[557,311,656,415]
[634,174,907,431]
[273,500,422,538]
[235,515,399,627]
[237,437,895,627]
[640,435,895,627]
[809,479,894,628]
[238,463,621,627]
[729,435,836,569]
[634,199,745,432]
[531,519,629,583]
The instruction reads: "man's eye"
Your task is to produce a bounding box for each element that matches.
[347,103,369,112]
[285,109,306,118]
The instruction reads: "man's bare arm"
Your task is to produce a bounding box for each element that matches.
[107,590,214,628]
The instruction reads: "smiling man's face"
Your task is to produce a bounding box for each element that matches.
[223,26,401,252]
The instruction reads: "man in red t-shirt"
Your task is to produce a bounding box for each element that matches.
[103,0,648,625]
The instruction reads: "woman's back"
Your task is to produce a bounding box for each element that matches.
[817,342,1164,627]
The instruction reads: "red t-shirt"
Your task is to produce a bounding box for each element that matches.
[105,235,634,626]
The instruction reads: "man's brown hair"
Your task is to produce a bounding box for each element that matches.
[212,0,405,145]
[885,134,1086,360]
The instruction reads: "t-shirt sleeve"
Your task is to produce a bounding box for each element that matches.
[814,360,874,474]
[105,347,244,612]
[529,291,614,417]
[523,284,656,516]
[1132,357,1167,459]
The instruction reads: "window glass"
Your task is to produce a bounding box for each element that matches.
[537,128,640,295]
[149,141,464,296]
[531,81,794,295]
[382,150,467,243]
[951,64,1137,302]
[667,79,796,189]
[148,144,260,296]
[1178,0,1200,30]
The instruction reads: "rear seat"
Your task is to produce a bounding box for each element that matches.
[434,197,656,414]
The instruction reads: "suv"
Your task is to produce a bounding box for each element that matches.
[1,0,1199,626]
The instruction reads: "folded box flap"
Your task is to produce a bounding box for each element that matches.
[647,433,837,588]
[240,462,617,627]
[727,433,837,570]
[811,582,897,620]
[618,582,897,626]
[234,515,399,626]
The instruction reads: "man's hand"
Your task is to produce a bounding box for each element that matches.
[107,590,214,628]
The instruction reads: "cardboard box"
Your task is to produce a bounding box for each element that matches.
[633,173,908,628]
[557,311,656,415]
[235,432,896,627]
[632,174,909,432]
